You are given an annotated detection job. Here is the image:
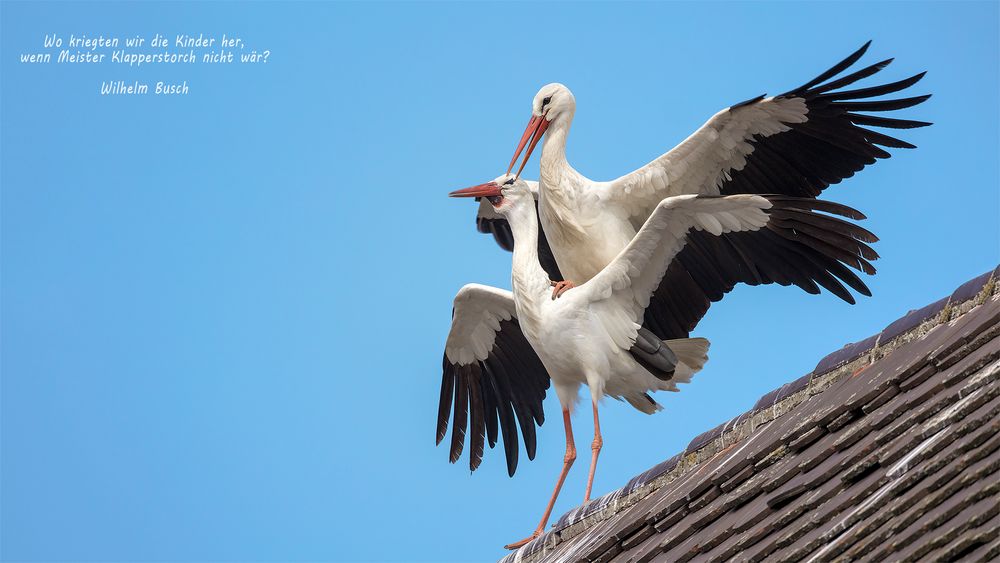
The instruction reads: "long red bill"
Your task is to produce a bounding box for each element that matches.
[449,182,502,198]
[506,114,550,178]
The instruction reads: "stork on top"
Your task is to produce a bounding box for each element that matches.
[440,175,879,549]
[474,41,927,336]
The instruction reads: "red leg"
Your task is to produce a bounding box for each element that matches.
[504,409,576,550]
[583,399,603,503]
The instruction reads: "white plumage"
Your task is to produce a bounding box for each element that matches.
[442,176,797,548]
[444,284,516,366]
[494,42,926,313]
[444,177,881,549]
[441,43,924,549]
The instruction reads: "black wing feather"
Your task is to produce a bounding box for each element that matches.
[449,366,468,463]
[720,43,929,199]
[787,40,873,94]
[642,196,878,340]
[437,318,550,477]
[467,368,486,471]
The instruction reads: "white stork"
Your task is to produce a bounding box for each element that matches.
[474,42,926,331]
[438,175,879,549]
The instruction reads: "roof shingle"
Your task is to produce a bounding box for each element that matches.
[501,268,1000,563]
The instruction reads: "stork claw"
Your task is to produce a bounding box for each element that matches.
[550,280,577,300]
[504,530,542,550]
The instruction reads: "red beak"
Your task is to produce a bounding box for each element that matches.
[449,182,502,198]
[506,114,550,178]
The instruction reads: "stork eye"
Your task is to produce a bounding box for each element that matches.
[503,178,516,186]
[542,96,552,106]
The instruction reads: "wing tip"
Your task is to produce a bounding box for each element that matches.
[876,57,894,70]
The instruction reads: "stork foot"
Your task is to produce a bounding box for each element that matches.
[550,280,577,300]
[504,529,542,550]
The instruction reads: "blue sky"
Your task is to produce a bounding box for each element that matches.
[1,1,997,561]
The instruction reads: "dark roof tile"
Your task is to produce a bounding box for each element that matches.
[813,333,879,374]
[861,383,900,414]
[950,268,995,304]
[899,361,937,392]
[751,372,813,412]
[717,461,753,493]
[684,421,728,453]
[787,423,826,452]
[552,492,608,530]
[622,526,669,563]
[924,508,1000,562]
[622,453,681,494]
[779,372,812,401]
[822,407,859,432]
[619,522,655,551]
[938,335,1000,389]
[880,296,950,343]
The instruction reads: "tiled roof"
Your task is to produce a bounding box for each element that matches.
[502,266,1000,563]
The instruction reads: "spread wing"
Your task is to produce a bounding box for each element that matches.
[436,284,551,476]
[579,195,878,348]
[473,181,564,281]
[602,42,930,222]
[641,197,878,339]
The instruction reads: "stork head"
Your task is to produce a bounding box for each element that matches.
[449,174,532,215]
[507,83,575,178]
[532,83,575,122]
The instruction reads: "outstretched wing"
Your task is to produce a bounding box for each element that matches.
[641,197,878,340]
[472,181,564,281]
[579,195,877,349]
[437,284,551,476]
[603,42,930,221]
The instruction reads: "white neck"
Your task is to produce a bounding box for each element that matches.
[504,202,551,309]
[536,114,588,239]
[540,116,571,177]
